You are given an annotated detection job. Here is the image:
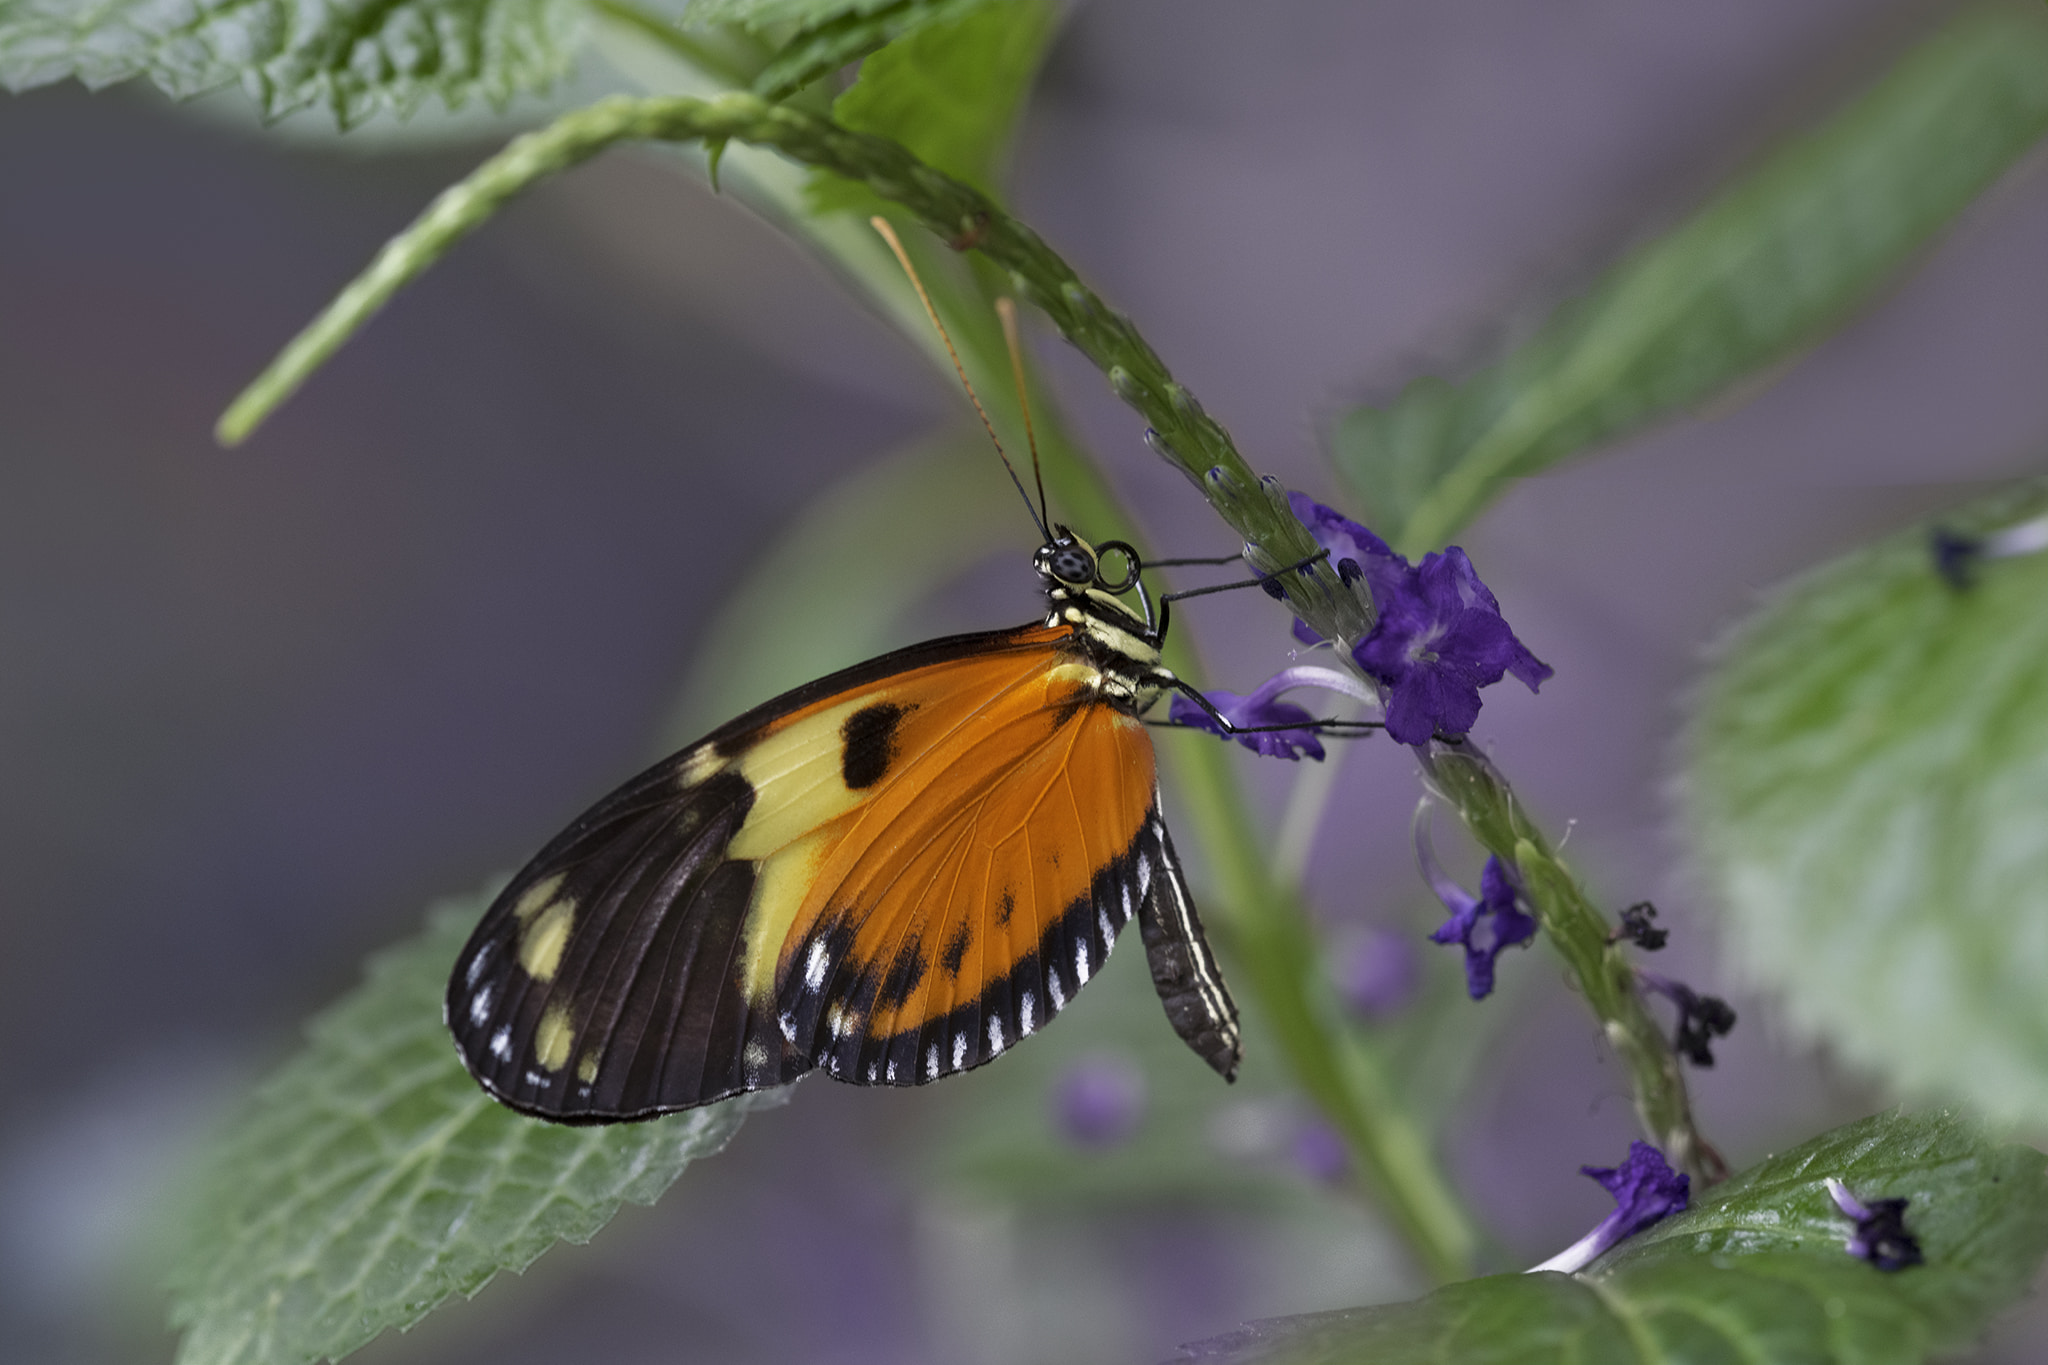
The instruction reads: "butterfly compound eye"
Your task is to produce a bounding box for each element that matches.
[1045,544,1096,588]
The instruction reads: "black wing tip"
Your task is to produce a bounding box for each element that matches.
[457,1058,746,1125]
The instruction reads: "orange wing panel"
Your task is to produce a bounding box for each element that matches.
[761,633,1160,1081]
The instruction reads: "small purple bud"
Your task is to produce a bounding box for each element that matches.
[1931,512,2048,590]
[1931,528,1981,590]
[1825,1178,1924,1271]
[1613,901,1668,951]
[1638,973,1737,1066]
[1333,929,1420,1019]
[1290,1116,1349,1185]
[1052,1054,1146,1149]
[1530,1141,1690,1273]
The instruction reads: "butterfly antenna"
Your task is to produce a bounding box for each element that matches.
[870,216,1053,544]
[995,296,1051,536]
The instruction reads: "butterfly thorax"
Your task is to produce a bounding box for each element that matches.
[1035,530,1170,716]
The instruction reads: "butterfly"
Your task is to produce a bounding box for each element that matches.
[445,524,1257,1122]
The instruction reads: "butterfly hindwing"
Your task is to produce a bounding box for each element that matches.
[446,621,1200,1120]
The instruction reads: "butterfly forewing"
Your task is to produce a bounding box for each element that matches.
[446,622,1201,1121]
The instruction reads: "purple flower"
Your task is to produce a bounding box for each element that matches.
[1286,492,1407,601]
[1169,683,1326,762]
[1530,1142,1690,1273]
[1638,973,1737,1067]
[1169,665,1379,761]
[1354,547,1553,745]
[1825,1178,1924,1271]
[1284,493,1407,648]
[1332,929,1420,1019]
[1417,816,1537,999]
[1052,1054,1145,1148]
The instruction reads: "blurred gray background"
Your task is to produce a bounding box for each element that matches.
[5,1,2048,1362]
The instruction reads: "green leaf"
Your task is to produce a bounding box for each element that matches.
[1686,481,2048,1127]
[683,0,896,27]
[749,0,996,102]
[167,893,767,1365]
[1332,6,2048,555]
[0,0,585,124]
[808,0,1056,209]
[1180,1110,2048,1365]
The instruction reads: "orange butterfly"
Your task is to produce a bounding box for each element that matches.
[445,527,1242,1120]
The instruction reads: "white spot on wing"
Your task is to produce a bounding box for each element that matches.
[887,1058,899,1083]
[779,1010,798,1043]
[987,1017,1005,1056]
[1075,940,1092,985]
[1099,909,1115,944]
[866,1060,880,1082]
[1120,880,1133,922]
[468,985,495,1027]
[1049,973,1066,1011]
[827,1002,847,1038]
[465,943,492,987]
[743,1040,769,1078]
[1137,853,1153,899]
[805,939,829,992]
[1020,990,1036,1035]
[489,1027,512,1061]
[952,1031,968,1069]
[523,1069,548,1089]
[927,1043,940,1079]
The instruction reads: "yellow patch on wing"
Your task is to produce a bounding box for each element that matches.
[726,695,880,859]
[575,1049,601,1085]
[534,1003,575,1070]
[519,897,576,981]
[676,744,725,790]
[742,825,839,1001]
[510,872,566,922]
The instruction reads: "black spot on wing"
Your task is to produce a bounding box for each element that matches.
[940,918,972,977]
[876,934,928,1009]
[995,890,1015,927]
[840,701,911,790]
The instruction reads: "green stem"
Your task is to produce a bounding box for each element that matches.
[1166,737,1478,1281]
[212,94,1370,663]
[1422,741,1718,1181]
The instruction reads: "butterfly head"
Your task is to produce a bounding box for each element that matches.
[1035,528,1161,668]
[1035,528,1142,598]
